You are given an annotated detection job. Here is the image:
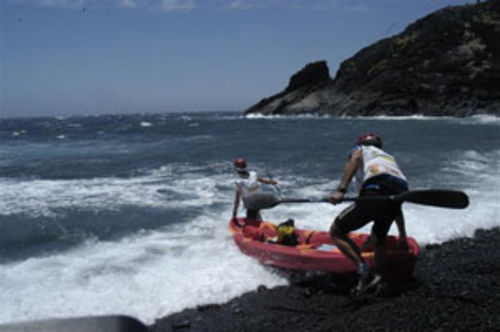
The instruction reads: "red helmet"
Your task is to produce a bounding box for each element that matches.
[356,133,383,148]
[233,158,247,170]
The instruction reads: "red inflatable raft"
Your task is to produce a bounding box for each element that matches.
[229,218,420,281]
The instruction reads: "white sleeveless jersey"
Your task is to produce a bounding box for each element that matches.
[235,171,260,199]
[354,145,407,191]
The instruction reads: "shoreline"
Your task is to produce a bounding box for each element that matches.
[151,227,500,331]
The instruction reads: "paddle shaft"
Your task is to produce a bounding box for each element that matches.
[279,195,423,203]
[278,197,397,203]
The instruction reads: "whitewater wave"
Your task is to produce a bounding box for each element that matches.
[244,113,331,120]
[244,113,500,123]
[0,164,228,218]
[0,213,286,325]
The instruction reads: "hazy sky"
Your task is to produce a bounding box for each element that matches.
[1,0,472,117]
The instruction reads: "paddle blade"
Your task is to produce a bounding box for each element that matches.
[243,193,281,210]
[398,190,469,209]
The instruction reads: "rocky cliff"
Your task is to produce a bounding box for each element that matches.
[245,0,500,116]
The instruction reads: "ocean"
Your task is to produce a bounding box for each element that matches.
[0,112,499,324]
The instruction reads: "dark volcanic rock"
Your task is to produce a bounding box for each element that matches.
[245,0,500,116]
[245,61,332,115]
[151,227,500,332]
[285,61,331,92]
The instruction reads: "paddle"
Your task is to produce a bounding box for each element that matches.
[244,190,469,210]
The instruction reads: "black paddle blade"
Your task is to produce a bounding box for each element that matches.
[397,190,469,209]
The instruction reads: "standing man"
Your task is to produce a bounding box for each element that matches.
[232,158,278,222]
[329,134,409,295]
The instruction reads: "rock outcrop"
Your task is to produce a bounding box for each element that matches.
[245,0,500,116]
[245,61,332,115]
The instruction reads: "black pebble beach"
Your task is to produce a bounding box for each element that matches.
[151,227,500,332]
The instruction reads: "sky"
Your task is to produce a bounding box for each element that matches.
[1,0,473,117]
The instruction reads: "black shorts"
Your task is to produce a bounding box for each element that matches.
[332,175,408,240]
[246,209,261,220]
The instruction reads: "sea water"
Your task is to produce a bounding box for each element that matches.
[0,112,499,324]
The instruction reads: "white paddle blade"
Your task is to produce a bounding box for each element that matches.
[243,193,281,210]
